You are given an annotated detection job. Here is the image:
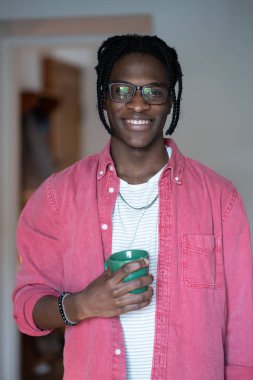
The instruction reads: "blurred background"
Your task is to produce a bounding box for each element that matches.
[0,1,252,379]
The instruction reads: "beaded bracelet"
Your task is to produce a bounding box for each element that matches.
[58,292,79,326]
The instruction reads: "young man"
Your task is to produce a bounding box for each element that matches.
[13,35,253,379]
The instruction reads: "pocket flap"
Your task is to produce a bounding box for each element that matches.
[182,234,221,253]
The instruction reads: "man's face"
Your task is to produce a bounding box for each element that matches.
[104,53,172,151]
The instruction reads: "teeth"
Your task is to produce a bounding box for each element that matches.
[126,119,150,125]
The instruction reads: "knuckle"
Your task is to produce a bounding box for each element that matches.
[111,288,119,298]
[114,297,123,308]
[106,279,114,293]
[121,264,130,274]
[121,302,139,314]
[148,286,154,296]
[148,275,154,283]
[132,303,140,311]
[120,305,129,314]
[134,278,144,288]
[123,261,140,274]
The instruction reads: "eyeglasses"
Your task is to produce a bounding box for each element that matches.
[108,83,170,105]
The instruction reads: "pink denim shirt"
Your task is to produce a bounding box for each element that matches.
[13,139,253,380]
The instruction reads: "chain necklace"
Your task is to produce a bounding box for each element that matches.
[118,191,158,210]
[116,189,159,248]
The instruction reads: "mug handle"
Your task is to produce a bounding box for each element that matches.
[104,260,109,271]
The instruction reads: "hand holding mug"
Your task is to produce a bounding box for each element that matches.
[105,249,149,294]
[72,251,153,321]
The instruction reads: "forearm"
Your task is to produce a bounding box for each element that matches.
[32,261,153,330]
[33,293,81,330]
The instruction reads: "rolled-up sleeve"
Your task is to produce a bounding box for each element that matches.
[223,189,253,379]
[12,174,63,336]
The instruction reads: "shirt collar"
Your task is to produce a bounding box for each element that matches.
[163,138,185,184]
[97,141,115,180]
[97,138,185,184]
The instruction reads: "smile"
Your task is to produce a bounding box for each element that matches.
[126,119,151,125]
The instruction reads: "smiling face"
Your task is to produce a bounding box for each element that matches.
[104,53,172,153]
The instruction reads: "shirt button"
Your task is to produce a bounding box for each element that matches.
[101,224,108,230]
[175,176,180,182]
[109,187,114,193]
[99,170,104,176]
[109,165,114,171]
[115,348,121,355]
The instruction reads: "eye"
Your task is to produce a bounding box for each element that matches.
[116,86,129,94]
[143,87,164,97]
[114,85,132,99]
[142,86,169,104]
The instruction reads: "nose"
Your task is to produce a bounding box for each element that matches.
[126,89,150,112]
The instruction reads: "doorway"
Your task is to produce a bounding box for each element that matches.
[0,14,152,380]
[20,55,82,380]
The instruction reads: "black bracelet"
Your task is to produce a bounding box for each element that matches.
[58,292,79,326]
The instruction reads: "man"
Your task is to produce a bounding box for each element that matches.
[13,34,253,379]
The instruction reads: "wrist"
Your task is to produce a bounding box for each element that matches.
[58,292,80,326]
[64,291,92,322]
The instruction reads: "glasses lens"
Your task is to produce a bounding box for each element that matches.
[110,84,134,102]
[142,86,168,104]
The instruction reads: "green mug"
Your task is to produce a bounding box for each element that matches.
[104,249,149,294]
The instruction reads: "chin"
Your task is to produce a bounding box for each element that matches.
[112,127,162,150]
[125,136,155,150]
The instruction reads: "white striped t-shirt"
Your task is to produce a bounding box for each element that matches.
[112,147,171,379]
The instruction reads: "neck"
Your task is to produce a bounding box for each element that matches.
[110,138,168,184]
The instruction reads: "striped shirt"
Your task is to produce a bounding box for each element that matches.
[112,147,171,379]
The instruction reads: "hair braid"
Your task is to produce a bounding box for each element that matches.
[167,88,177,135]
[154,42,183,135]
[166,61,183,135]
[95,34,183,135]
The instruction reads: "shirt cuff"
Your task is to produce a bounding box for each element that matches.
[15,290,59,336]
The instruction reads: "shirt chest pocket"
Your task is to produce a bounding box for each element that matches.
[182,234,223,289]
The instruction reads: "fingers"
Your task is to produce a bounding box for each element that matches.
[79,270,154,319]
[112,273,154,297]
[117,286,154,314]
[109,258,150,284]
[111,279,154,312]
[80,260,153,319]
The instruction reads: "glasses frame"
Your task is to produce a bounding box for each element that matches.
[107,82,170,105]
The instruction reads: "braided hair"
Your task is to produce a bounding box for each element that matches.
[95,34,183,135]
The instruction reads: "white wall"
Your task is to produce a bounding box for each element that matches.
[0,39,21,380]
[0,0,252,227]
[154,1,253,228]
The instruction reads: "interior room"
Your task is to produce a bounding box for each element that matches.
[0,1,252,379]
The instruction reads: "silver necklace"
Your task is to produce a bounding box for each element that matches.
[118,191,158,210]
[116,189,159,248]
